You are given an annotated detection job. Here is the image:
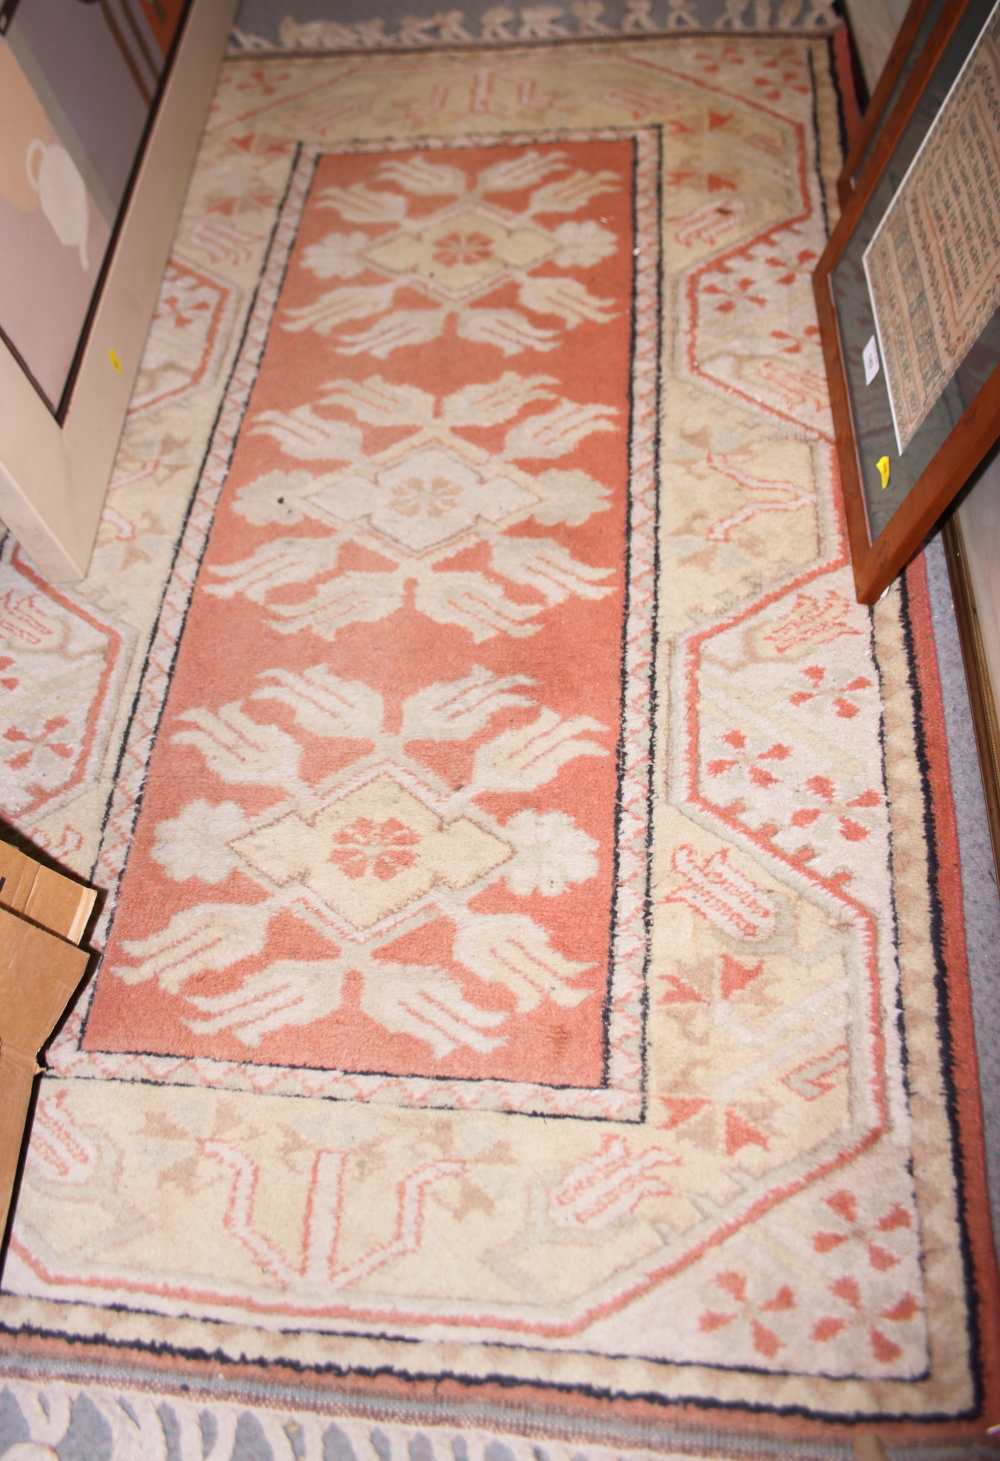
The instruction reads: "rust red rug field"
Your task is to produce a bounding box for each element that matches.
[84,137,653,1113]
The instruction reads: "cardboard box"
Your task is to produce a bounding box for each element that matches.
[0,840,95,1242]
[0,840,95,943]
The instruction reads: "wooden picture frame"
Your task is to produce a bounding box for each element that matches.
[0,0,238,582]
[836,0,951,208]
[814,0,1000,605]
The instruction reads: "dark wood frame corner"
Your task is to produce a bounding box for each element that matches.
[814,0,1000,606]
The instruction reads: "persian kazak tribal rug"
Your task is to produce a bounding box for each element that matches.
[1,35,998,1461]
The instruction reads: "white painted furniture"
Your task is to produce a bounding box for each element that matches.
[0,0,238,582]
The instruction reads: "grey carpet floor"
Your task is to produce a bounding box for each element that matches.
[925,531,1000,1252]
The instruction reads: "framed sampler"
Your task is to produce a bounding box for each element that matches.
[814,0,1000,605]
[0,0,238,582]
[833,0,1000,866]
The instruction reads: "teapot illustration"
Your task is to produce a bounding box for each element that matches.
[26,140,90,270]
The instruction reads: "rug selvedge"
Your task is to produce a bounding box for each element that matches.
[1,37,997,1438]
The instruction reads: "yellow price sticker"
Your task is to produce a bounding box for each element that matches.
[876,456,890,489]
[108,348,122,375]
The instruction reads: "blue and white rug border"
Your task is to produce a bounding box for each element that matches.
[230,0,842,58]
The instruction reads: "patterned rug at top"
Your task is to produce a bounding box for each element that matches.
[1,36,997,1445]
[230,0,843,56]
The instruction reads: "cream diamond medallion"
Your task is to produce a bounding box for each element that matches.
[365,206,557,297]
[314,445,538,552]
[232,772,512,929]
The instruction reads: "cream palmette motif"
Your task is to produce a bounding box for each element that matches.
[26,140,90,269]
[210,153,624,644]
[282,151,618,357]
[205,371,616,641]
[117,665,604,1052]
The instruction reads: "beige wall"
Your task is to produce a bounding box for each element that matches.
[843,0,911,92]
